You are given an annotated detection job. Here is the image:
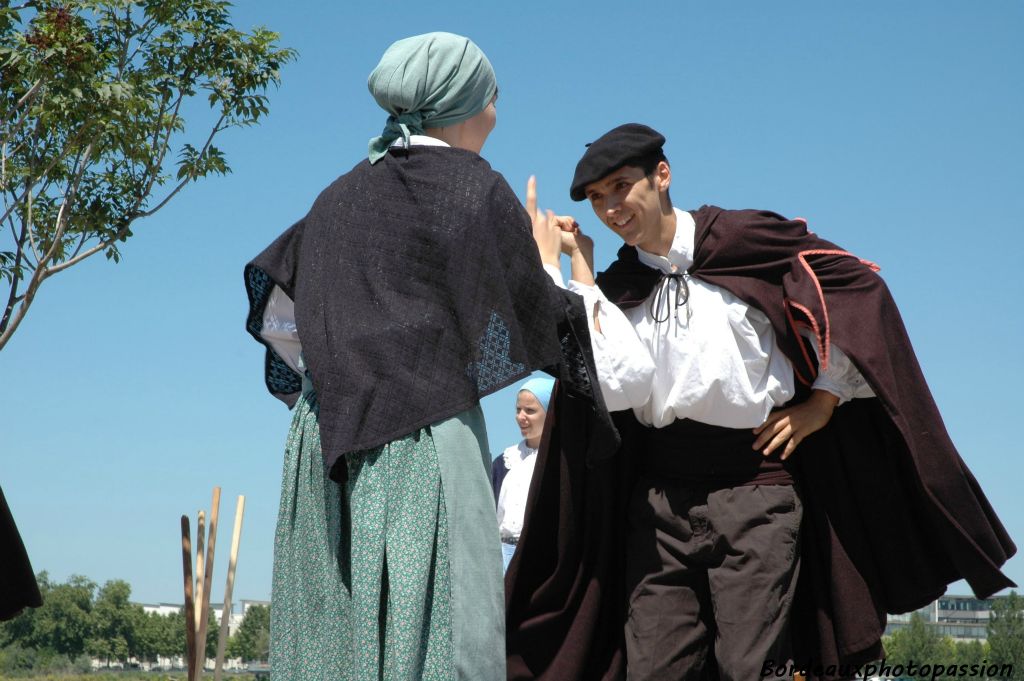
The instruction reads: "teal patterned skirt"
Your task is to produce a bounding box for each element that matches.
[270,389,505,681]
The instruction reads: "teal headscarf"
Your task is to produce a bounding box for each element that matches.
[367,32,498,163]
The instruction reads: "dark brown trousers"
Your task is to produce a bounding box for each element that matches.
[624,479,802,681]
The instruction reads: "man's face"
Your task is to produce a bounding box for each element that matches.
[583,163,669,252]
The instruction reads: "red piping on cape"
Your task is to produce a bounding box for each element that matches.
[791,248,882,373]
[783,305,817,387]
[786,300,821,385]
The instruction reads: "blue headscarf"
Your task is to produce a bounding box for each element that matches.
[366,32,498,163]
[518,377,555,412]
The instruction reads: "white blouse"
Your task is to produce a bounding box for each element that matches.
[261,284,301,375]
[557,208,874,429]
[496,441,538,542]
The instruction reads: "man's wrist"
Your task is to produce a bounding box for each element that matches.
[569,249,595,286]
[809,388,840,411]
[570,245,594,266]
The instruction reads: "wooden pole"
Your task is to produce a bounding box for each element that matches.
[214,495,245,681]
[194,512,206,631]
[195,488,221,678]
[180,516,196,681]
[193,510,206,679]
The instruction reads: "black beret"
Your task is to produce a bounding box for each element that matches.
[569,123,666,201]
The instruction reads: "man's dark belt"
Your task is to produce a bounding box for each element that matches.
[638,417,794,487]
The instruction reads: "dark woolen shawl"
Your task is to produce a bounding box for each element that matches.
[592,205,1016,677]
[504,289,626,681]
[245,146,563,479]
[0,485,42,620]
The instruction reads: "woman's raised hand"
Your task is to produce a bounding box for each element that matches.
[526,176,561,267]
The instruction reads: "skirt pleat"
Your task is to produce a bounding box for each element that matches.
[270,392,504,681]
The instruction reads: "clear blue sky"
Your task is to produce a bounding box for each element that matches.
[2,1,1021,607]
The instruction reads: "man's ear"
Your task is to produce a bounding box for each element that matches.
[656,160,672,193]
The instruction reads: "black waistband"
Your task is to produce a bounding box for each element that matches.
[638,419,793,487]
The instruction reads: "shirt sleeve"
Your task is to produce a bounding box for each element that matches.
[542,263,564,288]
[567,280,656,412]
[801,329,875,404]
[261,285,303,375]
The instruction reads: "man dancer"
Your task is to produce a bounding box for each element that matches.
[535,123,1015,680]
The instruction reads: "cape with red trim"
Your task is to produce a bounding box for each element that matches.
[504,205,1015,680]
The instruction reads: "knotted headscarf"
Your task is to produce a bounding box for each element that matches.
[367,32,498,163]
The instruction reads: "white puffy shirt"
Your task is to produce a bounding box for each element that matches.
[496,441,538,542]
[550,208,874,429]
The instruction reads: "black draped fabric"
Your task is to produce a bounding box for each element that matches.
[590,205,1016,677]
[508,205,1016,680]
[1,486,42,621]
[244,147,564,478]
[505,288,625,681]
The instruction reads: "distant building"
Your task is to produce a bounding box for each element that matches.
[137,599,264,637]
[139,602,182,618]
[885,595,993,641]
[239,598,271,615]
[120,599,269,672]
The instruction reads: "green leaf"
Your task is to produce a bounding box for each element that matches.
[0,0,297,349]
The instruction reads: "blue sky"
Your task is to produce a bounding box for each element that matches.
[2,1,1022,607]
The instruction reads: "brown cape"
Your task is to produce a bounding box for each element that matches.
[505,205,1015,680]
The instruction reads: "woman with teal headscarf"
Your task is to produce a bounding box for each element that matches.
[245,32,566,681]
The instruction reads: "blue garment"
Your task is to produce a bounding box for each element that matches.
[501,542,516,574]
[490,454,509,506]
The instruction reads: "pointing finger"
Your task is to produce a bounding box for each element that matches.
[526,176,538,219]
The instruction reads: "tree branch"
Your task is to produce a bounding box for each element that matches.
[16,78,45,110]
[39,143,93,271]
[138,114,224,218]
[69,231,88,259]
[0,217,30,336]
[124,16,160,68]
[42,100,213,277]
[0,82,48,154]
[0,124,92,228]
[0,143,93,349]
[5,206,36,271]
[23,185,42,265]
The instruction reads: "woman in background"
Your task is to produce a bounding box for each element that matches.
[492,377,555,572]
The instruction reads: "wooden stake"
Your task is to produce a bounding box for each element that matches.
[180,516,196,681]
[193,510,206,679]
[214,495,245,681]
[196,488,221,679]
[194,511,206,631]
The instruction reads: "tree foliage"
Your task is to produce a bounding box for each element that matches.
[884,611,955,678]
[953,638,989,670]
[226,603,268,663]
[1,572,234,670]
[0,0,296,349]
[988,591,1024,680]
[0,572,96,658]
[87,579,140,665]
